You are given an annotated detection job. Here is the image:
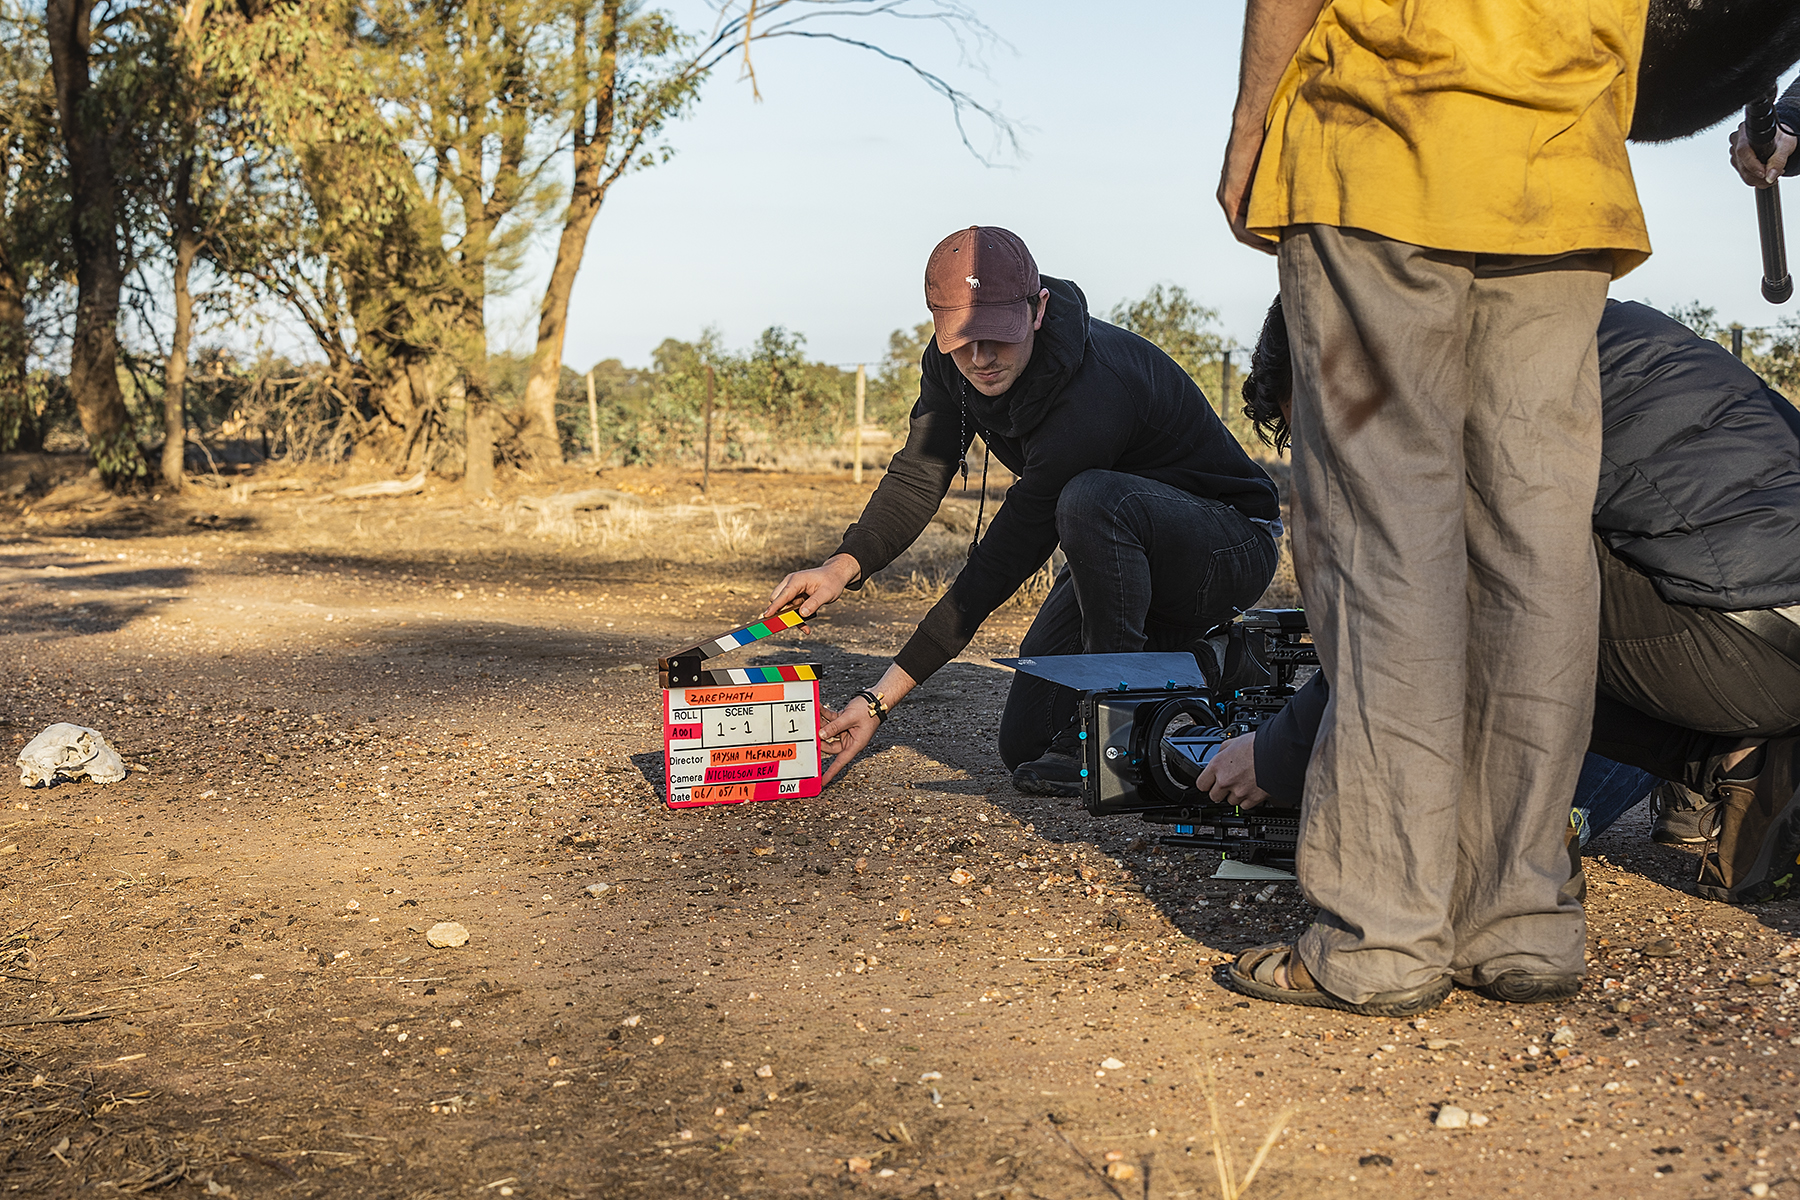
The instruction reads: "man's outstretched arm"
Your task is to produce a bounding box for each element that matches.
[1218,0,1330,251]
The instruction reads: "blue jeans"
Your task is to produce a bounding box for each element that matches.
[998,470,1278,768]
[1571,753,1656,847]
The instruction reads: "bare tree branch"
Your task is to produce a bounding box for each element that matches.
[694,0,1019,166]
[741,0,760,100]
[764,28,1018,163]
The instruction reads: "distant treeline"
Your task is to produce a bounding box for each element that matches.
[8,283,1279,472]
[519,283,1274,466]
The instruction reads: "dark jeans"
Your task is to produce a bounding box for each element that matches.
[1591,536,1800,789]
[1571,754,1656,847]
[997,470,1278,769]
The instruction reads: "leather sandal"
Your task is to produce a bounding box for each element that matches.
[1227,942,1453,1017]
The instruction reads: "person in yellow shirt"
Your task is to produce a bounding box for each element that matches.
[1216,0,1651,1017]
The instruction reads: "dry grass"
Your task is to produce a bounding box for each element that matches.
[1193,1054,1295,1200]
[1041,1053,1295,1200]
[712,509,767,556]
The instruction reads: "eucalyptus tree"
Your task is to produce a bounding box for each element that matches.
[204,0,472,472]
[1108,284,1249,437]
[0,1,65,453]
[354,0,569,493]
[510,0,1015,467]
[43,0,155,482]
[136,0,259,489]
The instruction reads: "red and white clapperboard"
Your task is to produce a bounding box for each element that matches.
[657,609,824,808]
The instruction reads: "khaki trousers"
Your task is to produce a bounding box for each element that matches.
[1278,225,1610,1003]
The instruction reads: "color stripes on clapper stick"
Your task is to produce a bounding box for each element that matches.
[679,664,819,687]
[685,608,806,659]
[658,607,813,689]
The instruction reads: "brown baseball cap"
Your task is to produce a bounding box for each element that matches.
[924,226,1041,353]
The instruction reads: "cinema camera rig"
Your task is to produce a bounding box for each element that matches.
[1077,609,1316,873]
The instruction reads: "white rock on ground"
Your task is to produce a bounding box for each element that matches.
[426,922,470,948]
[1434,1105,1470,1129]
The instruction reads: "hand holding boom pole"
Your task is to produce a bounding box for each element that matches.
[1748,84,1794,304]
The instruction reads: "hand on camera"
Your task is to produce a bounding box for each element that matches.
[1730,120,1797,188]
[819,703,879,786]
[765,553,861,621]
[1194,731,1272,809]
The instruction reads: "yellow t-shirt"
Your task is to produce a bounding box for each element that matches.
[1246,0,1652,277]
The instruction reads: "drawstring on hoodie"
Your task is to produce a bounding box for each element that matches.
[958,378,990,560]
[970,445,990,559]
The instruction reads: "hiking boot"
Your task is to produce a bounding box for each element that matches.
[1649,781,1715,845]
[1013,722,1083,798]
[1695,737,1800,904]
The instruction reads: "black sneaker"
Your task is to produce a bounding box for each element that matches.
[1013,722,1083,797]
[1649,781,1715,845]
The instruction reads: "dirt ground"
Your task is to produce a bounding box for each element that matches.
[0,453,1797,1200]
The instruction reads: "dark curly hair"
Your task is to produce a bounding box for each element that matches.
[1241,295,1291,453]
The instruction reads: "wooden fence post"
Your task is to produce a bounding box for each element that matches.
[585,370,601,464]
[853,364,866,484]
[703,362,716,494]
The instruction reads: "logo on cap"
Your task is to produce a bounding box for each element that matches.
[924,225,1040,354]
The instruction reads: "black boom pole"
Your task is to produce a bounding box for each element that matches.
[1748,83,1794,304]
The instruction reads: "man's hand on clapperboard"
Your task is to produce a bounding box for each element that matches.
[818,702,879,786]
[765,553,862,623]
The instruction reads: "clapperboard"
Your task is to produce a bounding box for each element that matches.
[657,608,824,808]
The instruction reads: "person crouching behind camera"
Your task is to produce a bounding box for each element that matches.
[1202,297,1800,936]
[763,225,1281,791]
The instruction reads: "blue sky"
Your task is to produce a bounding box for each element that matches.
[490,1,1800,373]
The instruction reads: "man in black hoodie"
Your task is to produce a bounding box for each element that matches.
[763,226,1281,791]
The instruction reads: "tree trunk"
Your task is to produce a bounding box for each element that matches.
[162,158,198,491]
[464,396,495,496]
[461,310,495,498]
[516,2,621,468]
[399,358,451,472]
[0,253,34,453]
[516,184,604,467]
[44,0,146,487]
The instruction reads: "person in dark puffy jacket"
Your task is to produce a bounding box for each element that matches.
[1199,298,1800,904]
[762,226,1281,793]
